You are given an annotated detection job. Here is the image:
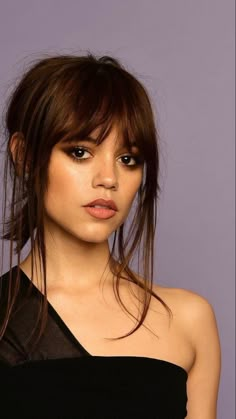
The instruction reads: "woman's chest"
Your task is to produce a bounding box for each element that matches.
[46,282,195,373]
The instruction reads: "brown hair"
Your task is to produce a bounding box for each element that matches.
[0,53,172,350]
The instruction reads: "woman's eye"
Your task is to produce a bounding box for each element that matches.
[67,147,142,167]
[119,155,141,166]
[69,147,91,161]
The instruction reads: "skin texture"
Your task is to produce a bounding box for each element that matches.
[18,126,143,291]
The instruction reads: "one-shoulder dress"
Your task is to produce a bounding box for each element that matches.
[0,266,188,418]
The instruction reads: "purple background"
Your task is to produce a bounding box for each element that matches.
[0,1,234,417]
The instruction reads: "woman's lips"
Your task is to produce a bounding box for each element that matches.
[84,199,117,211]
[84,206,116,219]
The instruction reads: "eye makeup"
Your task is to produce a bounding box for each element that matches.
[64,146,144,167]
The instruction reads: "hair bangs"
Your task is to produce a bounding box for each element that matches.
[51,63,153,157]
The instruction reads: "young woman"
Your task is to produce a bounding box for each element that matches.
[0,54,221,418]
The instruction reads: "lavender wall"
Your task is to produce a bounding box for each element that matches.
[0,1,234,417]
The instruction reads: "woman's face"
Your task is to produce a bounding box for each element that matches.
[43,126,143,243]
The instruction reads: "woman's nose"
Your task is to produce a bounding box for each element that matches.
[92,159,119,190]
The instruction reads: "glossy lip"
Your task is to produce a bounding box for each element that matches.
[84,206,116,219]
[83,199,118,211]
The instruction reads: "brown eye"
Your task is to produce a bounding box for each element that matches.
[67,147,91,162]
[119,155,143,166]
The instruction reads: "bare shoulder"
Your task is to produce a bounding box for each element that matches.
[152,280,212,310]
[129,273,220,344]
[152,282,219,333]
[133,272,220,346]
[135,273,216,319]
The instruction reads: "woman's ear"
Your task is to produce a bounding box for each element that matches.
[9,132,28,177]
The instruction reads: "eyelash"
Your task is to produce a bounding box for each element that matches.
[66,147,143,167]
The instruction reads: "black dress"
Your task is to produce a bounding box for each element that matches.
[0,266,188,418]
